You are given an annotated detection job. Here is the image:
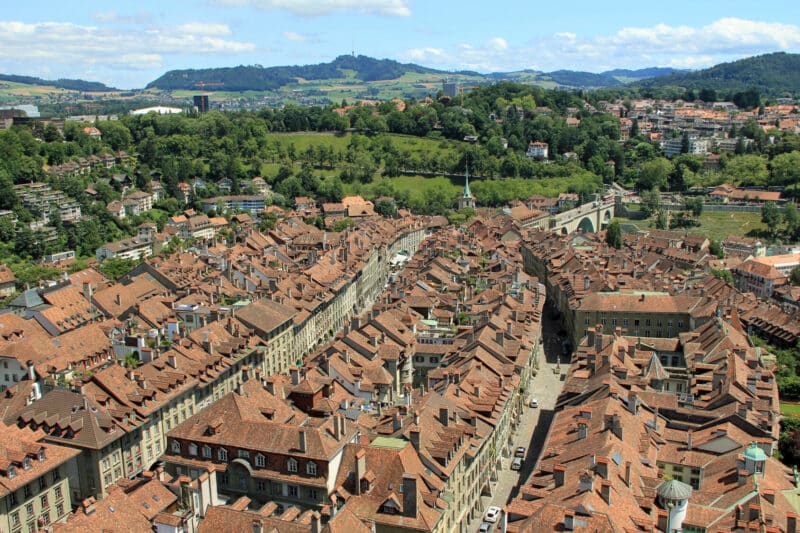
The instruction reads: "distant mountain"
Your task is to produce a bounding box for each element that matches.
[147,55,681,93]
[634,52,800,96]
[146,55,443,91]
[545,70,624,87]
[0,74,114,92]
[601,67,682,80]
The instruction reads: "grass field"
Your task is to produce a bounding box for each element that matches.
[614,210,766,242]
[259,132,462,158]
[781,402,800,416]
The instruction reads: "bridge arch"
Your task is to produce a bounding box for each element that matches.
[577,217,595,233]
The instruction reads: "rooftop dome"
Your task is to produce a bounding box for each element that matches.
[744,442,767,462]
[657,479,693,501]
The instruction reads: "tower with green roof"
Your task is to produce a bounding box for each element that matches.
[458,164,475,210]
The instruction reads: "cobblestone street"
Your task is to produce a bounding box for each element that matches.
[464,306,569,532]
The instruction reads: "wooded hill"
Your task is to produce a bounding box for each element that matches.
[145,54,679,92]
[635,52,800,97]
[0,74,115,92]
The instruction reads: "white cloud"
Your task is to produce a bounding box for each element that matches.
[0,20,255,85]
[175,23,232,36]
[402,18,800,73]
[283,31,308,42]
[215,0,411,17]
[91,11,153,25]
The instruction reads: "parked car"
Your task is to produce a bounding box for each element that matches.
[511,457,523,470]
[484,506,501,523]
[515,446,526,458]
[479,522,493,533]
[529,397,539,408]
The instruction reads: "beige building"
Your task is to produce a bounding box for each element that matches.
[0,424,79,532]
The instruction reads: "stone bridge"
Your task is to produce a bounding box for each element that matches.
[549,199,615,234]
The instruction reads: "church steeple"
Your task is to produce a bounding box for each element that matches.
[459,162,475,210]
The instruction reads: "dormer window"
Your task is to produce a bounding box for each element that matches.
[170,440,181,454]
[238,450,250,460]
[23,457,31,470]
[218,448,228,462]
[287,458,298,473]
[38,449,45,462]
[188,443,198,457]
[255,454,265,468]
[306,462,317,476]
[202,445,211,459]
[8,465,16,479]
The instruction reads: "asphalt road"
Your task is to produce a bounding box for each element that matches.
[464,305,570,532]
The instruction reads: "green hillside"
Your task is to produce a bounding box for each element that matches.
[635,52,800,96]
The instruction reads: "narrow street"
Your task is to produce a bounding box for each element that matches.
[464,305,569,532]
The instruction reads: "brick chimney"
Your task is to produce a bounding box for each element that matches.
[402,473,417,518]
[298,430,306,453]
[554,464,566,487]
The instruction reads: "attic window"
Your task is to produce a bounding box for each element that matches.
[38,449,45,462]
[7,465,16,479]
[23,457,31,470]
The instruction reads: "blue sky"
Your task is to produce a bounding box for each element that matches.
[2,0,800,89]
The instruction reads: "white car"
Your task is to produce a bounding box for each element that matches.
[484,506,501,523]
[529,398,539,408]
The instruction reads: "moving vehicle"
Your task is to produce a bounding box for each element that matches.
[479,522,493,533]
[529,398,539,408]
[511,457,523,470]
[515,446,526,458]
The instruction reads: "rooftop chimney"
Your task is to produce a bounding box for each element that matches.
[439,406,449,427]
[687,430,693,451]
[402,473,417,518]
[298,430,306,453]
[310,514,321,533]
[554,464,566,487]
[627,392,638,415]
[409,428,420,451]
[253,520,263,533]
[564,510,575,531]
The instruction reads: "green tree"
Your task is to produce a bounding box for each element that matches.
[605,219,623,249]
[655,209,668,229]
[636,158,672,190]
[97,257,136,280]
[709,239,724,259]
[790,265,800,285]
[711,269,733,284]
[725,154,769,186]
[683,197,704,217]
[640,188,662,217]
[771,151,800,188]
[762,201,782,232]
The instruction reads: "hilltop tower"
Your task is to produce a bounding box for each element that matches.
[458,164,475,210]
